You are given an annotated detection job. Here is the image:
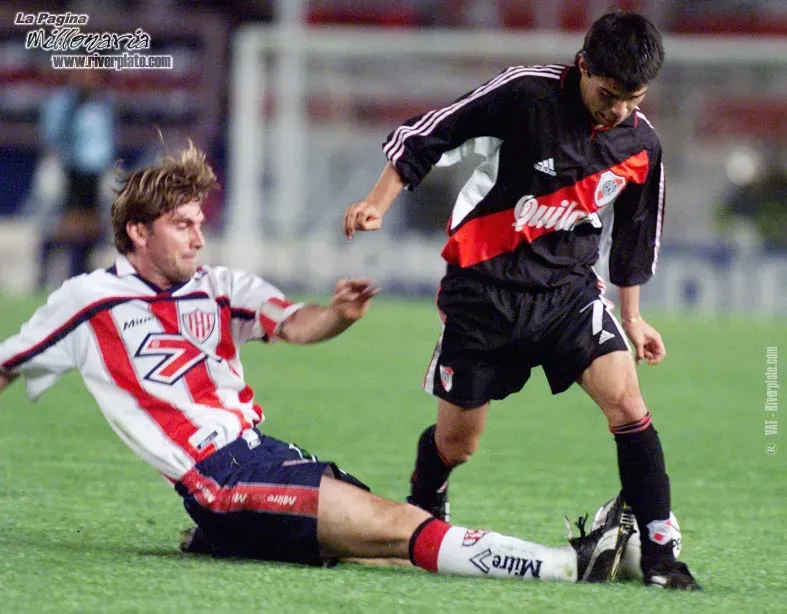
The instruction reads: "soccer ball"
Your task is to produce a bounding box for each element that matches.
[591,497,682,581]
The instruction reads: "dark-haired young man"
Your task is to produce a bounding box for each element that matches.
[344,11,700,590]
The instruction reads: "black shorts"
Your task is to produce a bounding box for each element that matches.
[175,429,369,566]
[423,273,629,407]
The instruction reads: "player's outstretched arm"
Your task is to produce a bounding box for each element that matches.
[343,162,405,239]
[278,278,380,344]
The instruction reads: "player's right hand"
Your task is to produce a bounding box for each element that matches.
[623,319,666,365]
[344,201,384,239]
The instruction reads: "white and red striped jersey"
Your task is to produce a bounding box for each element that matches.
[0,256,303,481]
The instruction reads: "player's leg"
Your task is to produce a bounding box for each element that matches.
[317,473,429,558]
[411,276,527,520]
[178,430,630,582]
[317,473,598,582]
[540,284,699,589]
[577,350,647,426]
[408,399,488,520]
[578,345,700,589]
[436,398,489,465]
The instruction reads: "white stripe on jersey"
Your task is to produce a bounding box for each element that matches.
[384,65,563,167]
[635,110,655,131]
[422,330,444,395]
[385,65,562,164]
[634,108,662,275]
[652,162,665,275]
[436,136,503,231]
[605,303,632,353]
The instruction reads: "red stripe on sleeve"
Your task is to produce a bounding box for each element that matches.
[259,297,296,337]
[259,313,277,337]
[266,297,293,309]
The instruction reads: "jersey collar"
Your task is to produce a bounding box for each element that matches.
[112,255,138,277]
[109,255,193,294]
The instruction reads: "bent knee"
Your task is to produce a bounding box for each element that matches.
[604,394,648,427]
[435,432,480,466]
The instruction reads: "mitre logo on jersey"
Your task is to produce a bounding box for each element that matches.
[439,365,454,392]
[266,493,298,507]
[123,315,154,331]
[181,309,216,343]
[594,170,627,207]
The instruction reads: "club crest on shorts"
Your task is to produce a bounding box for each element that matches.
[594,170,627,207]
[439,365,454,392]
[181,309,216,343]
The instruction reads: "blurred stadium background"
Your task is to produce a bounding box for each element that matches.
[1,0,785,315]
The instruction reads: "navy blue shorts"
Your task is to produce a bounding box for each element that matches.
[175,429,369,566]
[424,273,629,406]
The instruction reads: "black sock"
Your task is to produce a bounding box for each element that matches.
[410,425,453,504]
[612,413,675,572]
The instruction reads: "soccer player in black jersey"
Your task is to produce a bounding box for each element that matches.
[344,11,700,590]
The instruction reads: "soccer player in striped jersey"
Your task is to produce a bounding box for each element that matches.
[344,11,699,590]
[0,141,632,584]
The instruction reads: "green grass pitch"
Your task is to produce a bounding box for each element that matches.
[0,295,784,613]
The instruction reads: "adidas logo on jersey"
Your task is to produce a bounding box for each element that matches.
[534,158,556,176]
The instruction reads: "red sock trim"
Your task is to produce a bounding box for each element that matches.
[610,411,652,435]
[409,518,452,573]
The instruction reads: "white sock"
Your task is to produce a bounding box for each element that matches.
[436,526,577,581]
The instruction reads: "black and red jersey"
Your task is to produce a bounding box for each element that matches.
[383,64,664,290]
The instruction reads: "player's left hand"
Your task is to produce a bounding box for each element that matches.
[622,319,666,365]
[330,278,380,322]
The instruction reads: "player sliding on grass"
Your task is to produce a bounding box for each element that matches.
[0,142,631,583]
[344,11,699,590]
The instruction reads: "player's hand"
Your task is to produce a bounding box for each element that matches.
[330,278,380,322]
[344,201,385,239]
[623,319,666,365]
